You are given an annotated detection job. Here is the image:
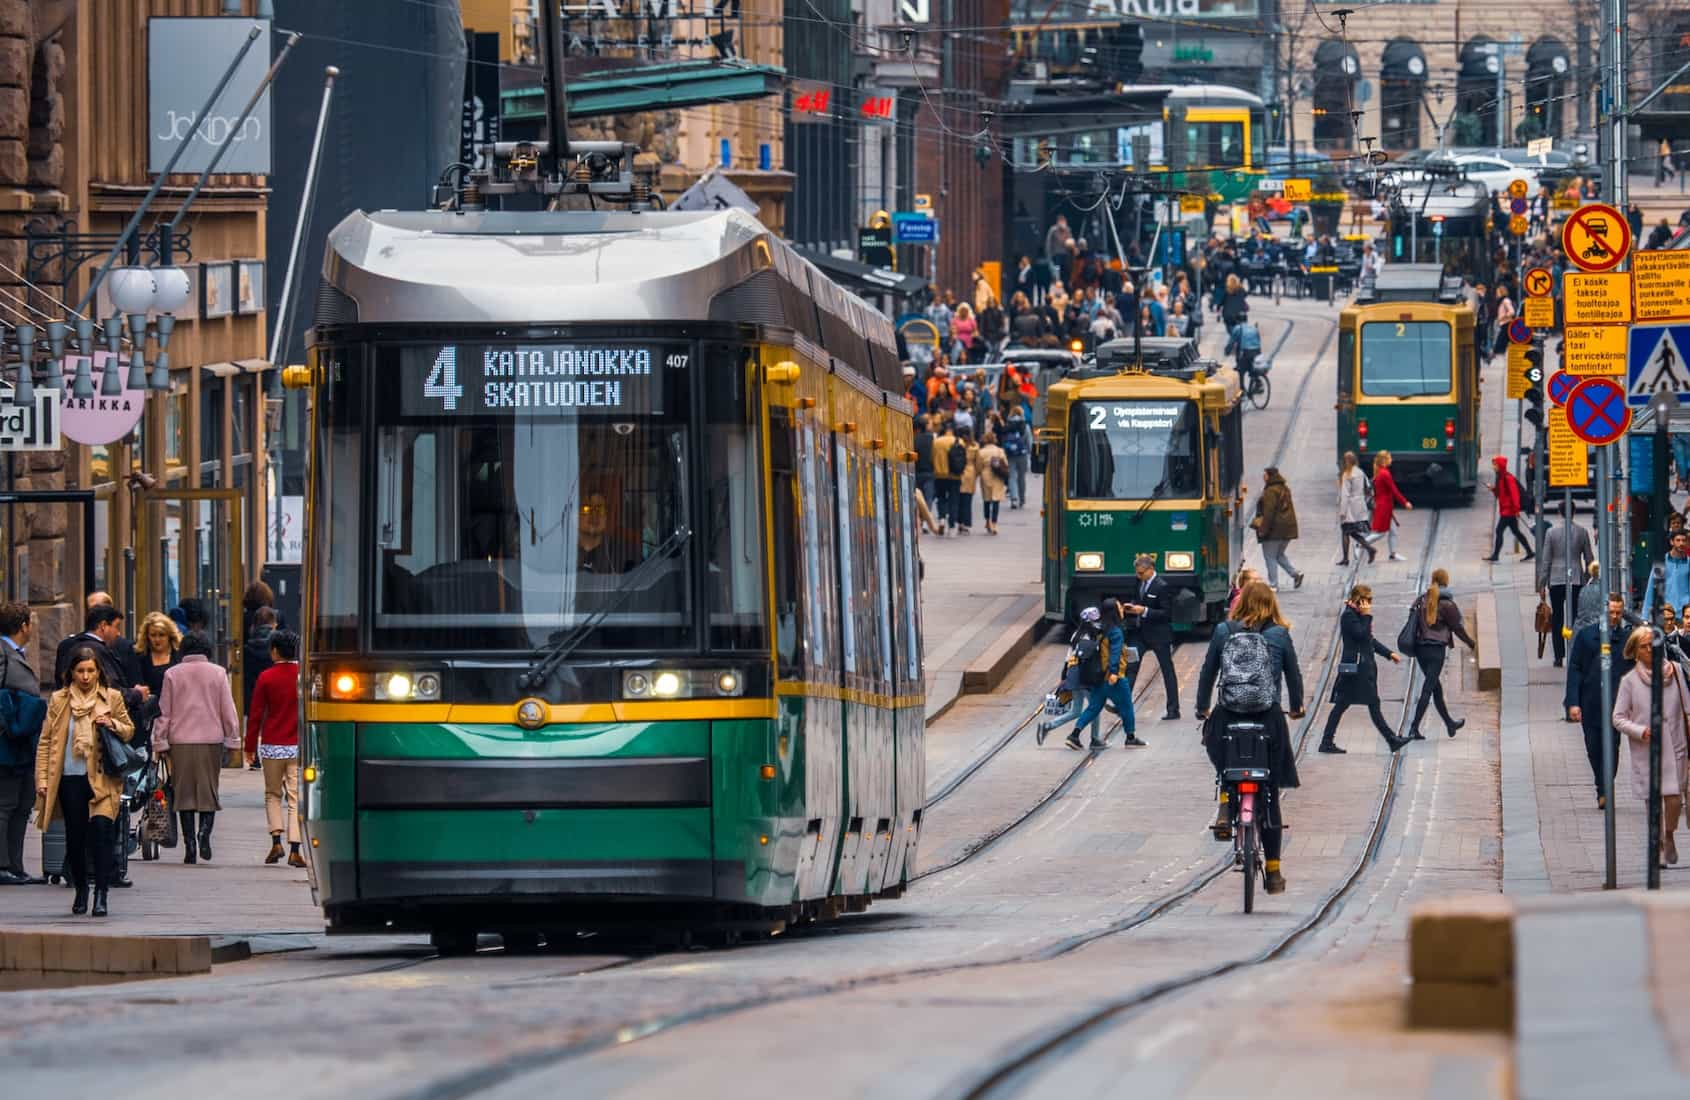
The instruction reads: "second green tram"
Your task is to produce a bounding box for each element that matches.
[1041,353,1245,628]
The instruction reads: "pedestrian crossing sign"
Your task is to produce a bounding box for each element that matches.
[1628,324,1690,407]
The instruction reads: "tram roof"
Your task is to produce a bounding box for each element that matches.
[316,207,902,391]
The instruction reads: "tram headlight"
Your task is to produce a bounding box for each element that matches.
[328,669,443,701]
[652,671,684,698]
[1165,551,1195,572]
[621,669,747,700]
[1074,552,1105,572]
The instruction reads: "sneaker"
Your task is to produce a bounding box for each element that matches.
[1408,729,1426,741]
[1389,554,1408,562]
[1089,739,1108,750]
[1318,741,1346,754]
[1064,732,1083,751]
[1293,572,1305,589]
[1522,552,1535,561]
[1387,735,1409,753]
[1122,734,1148,747]
[1366,547,1378,564]
[1481,556,1499,563]
[1263,870,1286,895]
[1036,722,1049,747]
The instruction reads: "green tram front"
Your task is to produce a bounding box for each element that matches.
[299,209,923,941]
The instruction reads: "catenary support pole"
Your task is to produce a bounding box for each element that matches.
[77,25,262,315]
[267,66,338,372]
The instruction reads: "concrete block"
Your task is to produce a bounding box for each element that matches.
[1409,893,1516,983]
[1408,979,1514,1033]
[38,930,63,972]
[4,930,42,971]
[177,937,212,973]
[0,35,28,88]
[1475,592,1501,692]
[85,935,112,974]
[961,613,1047,695]
[55,932,90,974]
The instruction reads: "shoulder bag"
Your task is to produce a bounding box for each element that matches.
[1397,600,1423,655]
[97,692,145,777]
[1534,596,1553,659]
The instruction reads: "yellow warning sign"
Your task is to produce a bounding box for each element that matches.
[1564,272,1633,324]
[1563,325,1628,375]
[1509,179,1530,200]
[1509,214,1530,236]
[1506,343,1531,398]
[1179,195,1206,215]
[1632,250,1690,323]
[1282,178,1311,202]
[1553,192,1580,211]
[1522,297,1555,328]
[1548,406,1588,488]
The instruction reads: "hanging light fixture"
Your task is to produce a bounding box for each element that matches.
[107,266,157,318]
[125,314,149,392]
[150,315,174,391]
[12,324,34,406]
[42,320,65,392]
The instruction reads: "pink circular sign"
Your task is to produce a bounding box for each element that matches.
[57,351,146,445]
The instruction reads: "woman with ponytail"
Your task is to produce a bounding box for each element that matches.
[1406,568,1477,739]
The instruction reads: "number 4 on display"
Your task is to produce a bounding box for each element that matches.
[425,347,464,410]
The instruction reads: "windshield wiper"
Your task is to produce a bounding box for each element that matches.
[1132,479,1168,524]
[516,524,693,692]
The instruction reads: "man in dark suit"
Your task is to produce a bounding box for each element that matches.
[55,605,145,712]
[0,601,41,884]
[1124,553,1179,728]
[1564,593,1632,809]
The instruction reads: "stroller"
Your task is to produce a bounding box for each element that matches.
[1038,608,1134,744]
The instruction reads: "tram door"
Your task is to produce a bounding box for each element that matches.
[136,488,247,708]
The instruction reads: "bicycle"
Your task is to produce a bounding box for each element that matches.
[1240,360,1272,411]
[1214,720,1273,913]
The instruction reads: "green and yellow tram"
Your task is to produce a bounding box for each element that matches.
[1336,267,1481,497]
[294,206,923,946]
[1040,348,1245,628]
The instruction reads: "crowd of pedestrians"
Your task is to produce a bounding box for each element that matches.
[0,582,299,917]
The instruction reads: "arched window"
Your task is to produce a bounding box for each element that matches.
[1524,39,1569,140]
[1312,39,1360,152]
[1379,39,1427,151]
[1457,37,1502,146]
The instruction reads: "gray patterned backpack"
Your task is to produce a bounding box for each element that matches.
[1218,624,1275,713]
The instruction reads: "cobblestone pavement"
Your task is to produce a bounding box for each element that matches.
[0,296,1550,1100]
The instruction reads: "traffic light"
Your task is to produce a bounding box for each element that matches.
[1098,23,1143,85]
[1523,382,1544,429]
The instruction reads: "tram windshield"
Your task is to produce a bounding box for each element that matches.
[340,341,703,651]
[1067,399,1202,500]
[1360,321,1453,397]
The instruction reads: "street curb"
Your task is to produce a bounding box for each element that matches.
[0,929,213,990]
[1496,585,1552,897]
[1476,591,1502,691]
[961,605,1051,698]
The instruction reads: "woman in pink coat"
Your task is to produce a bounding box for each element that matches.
[152,631,240,864]
[1612,627,1690,866]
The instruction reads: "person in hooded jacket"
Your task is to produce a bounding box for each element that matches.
[1252,467,1304,590]
[1483,455,1535,562]
[1319,585,1408,754]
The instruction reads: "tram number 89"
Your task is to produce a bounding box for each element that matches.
[1421,437,1440,449]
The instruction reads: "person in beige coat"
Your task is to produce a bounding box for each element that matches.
[955,429,982,534]
[1612,627,1690,866]
[976,432,1009,535]
[34,645,134,917]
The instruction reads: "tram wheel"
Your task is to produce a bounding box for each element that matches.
[430,927,479,957]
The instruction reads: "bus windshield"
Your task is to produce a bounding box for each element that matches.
[1067,399,1201,500]
[365,341,694,650]
[1360,320,1453,397]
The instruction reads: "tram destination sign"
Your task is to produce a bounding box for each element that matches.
[400,343,685,417]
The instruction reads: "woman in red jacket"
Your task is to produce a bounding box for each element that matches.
[1370,451,1412,561]
[244,629,303,868]
[1482,454,1535,562]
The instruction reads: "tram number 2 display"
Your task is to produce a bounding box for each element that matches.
[404,343,687,417]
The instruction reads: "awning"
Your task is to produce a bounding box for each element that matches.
[200,358,273,378]
[1380,38,1427,81]
[1460,37,1500,79]
[1526,37,1570,78]
[791,247,929,299]
[502,61,786,122]
[1314,39,1360,79]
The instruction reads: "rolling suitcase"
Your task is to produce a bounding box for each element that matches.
[40,817,66,884]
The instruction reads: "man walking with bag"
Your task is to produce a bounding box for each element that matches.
[1253,467,1305,591]
[0,602,43,884]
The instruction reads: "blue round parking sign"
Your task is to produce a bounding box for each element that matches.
[1510,197,1528,215]
[1508,318,1531,344]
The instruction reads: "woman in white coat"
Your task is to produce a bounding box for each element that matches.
[1336,451,1375,566]
[1612,627,1690,866]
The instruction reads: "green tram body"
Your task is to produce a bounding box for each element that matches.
[1336,280,1481,497]
[1040,361,1246,629]
[299,209,924,938]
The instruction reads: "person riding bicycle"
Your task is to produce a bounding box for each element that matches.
[1195,580,1304,895]
[1225,316,1263,394]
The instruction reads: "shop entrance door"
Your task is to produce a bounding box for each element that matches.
[136,488,247,702]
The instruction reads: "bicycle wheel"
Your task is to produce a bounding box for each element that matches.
[1241,819,1258,914]
[1248,373,1272,411]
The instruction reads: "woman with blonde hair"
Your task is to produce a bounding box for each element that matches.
[1195,580,1304,895]
[1404,568,1476,739]
[1612,626,1690,865]
[1369,450,1412,561]
[133,610,181,703]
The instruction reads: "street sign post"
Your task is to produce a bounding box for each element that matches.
[1564,271,1634,324]
[1547,405,1587,487]
[1523,297,1555,328]
[891,212,939,243]
[1627,324,1690,407]
[1506,343,1532,398]
[1564,325,1628,375]
[1565,377,1632,445]
[1509,179,1530,200]
[1508,318,1531,344]
[1547,369,1581,406]
[1631,250,1690,323]
[1561,203,1632,272]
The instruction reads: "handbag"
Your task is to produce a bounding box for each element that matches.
[1397,600,1423,655]
[99,722,146,778]
[140,758,176,847]
[1535,597,1553,659]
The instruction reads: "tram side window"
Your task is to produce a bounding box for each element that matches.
[1359,321,1453,398]
[1185,121,1245,169]
[897,471,922,686]
[768,407,802,678]
[872,463,894,692]
[1218,407,1243,495]
[1337,330,1355,403]
[313,355,362,652]
[834,439,858,678]
[705,346,769,652]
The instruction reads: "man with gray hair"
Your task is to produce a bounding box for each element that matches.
[1123,553,1177,729]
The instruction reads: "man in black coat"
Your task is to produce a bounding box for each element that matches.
[1318,587,1407,754]
[1124,553,1178,728]
[1564,594,1632,807]
[54,605,145,715]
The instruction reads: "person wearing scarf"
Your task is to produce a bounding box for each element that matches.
[1613,627,1690,866]
[33,645,134,917]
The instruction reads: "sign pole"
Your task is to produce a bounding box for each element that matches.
[1648,392,1672,888]
[1534,337,1549,551]
[1598,443,1617,888]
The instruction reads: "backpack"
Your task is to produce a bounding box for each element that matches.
[947,441,968,476]
[1217,625,1276,713]
[1002,422,1027,456]
[1397,600,1423,654]
[1070,627,1104,687]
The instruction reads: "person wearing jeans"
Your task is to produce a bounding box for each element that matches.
[1001,407,1031,509]
[1252,467,1304,590]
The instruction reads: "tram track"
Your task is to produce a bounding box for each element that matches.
[943,510,1446,1100]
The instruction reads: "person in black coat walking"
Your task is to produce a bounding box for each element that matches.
[1124,554,1178,726]
[1319,586,1408,754]
[1564,593,1633,808]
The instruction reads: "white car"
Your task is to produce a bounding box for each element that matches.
[1435,152,1541,197]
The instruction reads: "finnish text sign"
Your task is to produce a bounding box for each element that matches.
[1506,343,1531,398]
[1522,297,1554,329]
[1563,272,1632,325]
[1631,250,1690,323]
[1547,406,1587,488]
[1563,325,1627,376]
[148,18,273,175]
